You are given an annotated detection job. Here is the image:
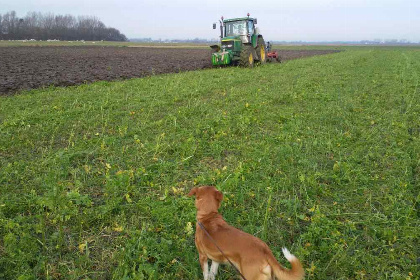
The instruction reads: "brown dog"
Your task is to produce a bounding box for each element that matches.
[188,186,304,280]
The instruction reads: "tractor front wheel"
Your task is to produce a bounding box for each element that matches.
[239,45,254,67]
[256,37,267,64]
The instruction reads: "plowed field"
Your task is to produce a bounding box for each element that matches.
[0,46,339,95]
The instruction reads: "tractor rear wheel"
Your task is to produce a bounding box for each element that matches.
[239,45,254,67]
[256,37,267,64]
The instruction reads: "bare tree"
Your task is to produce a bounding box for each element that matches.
[0,11,127,41]
[0,14,3,39]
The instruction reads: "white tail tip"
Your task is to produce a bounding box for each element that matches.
[282,247,297,262]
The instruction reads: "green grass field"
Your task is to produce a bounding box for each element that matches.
[0,47,419,279]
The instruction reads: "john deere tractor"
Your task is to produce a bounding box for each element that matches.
[211,14,266,67]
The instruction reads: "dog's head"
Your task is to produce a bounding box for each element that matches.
[187,186,223,213]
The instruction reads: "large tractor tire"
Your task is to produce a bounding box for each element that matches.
[256,37,267,64]
[239,45,255,67]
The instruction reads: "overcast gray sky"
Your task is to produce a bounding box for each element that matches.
[2,0,419,42]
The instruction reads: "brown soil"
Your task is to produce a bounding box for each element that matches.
[0,46,340,95]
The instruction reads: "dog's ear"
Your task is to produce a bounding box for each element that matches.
[215,189,223,202]
[187,187,197,197]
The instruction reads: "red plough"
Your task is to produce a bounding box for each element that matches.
[266,42,281,63]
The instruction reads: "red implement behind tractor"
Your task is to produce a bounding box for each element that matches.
[266,41,281,63]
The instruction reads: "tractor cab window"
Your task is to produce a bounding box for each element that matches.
[225,21,247,37]
[248,20,254,35]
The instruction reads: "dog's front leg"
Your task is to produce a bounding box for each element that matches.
[199,254,209,280]
[209,261,219,280]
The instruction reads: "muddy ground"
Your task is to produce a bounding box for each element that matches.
[0,46,340,95]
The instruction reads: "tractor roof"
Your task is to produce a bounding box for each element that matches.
[223,17,255,23]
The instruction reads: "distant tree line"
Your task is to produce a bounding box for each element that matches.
[0,11,127,41]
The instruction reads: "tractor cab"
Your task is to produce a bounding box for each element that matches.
[223,18,257,46]
[213,16,258,47]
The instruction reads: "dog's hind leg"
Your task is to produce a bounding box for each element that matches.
[209,261,219,280]
[243,264,272,280]
[258,264,273,280]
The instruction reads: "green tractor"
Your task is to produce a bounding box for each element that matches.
[211,13,266,67]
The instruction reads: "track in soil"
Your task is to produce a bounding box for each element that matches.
[0,46,340,95]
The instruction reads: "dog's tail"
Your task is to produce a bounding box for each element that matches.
[267,247,305,280]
